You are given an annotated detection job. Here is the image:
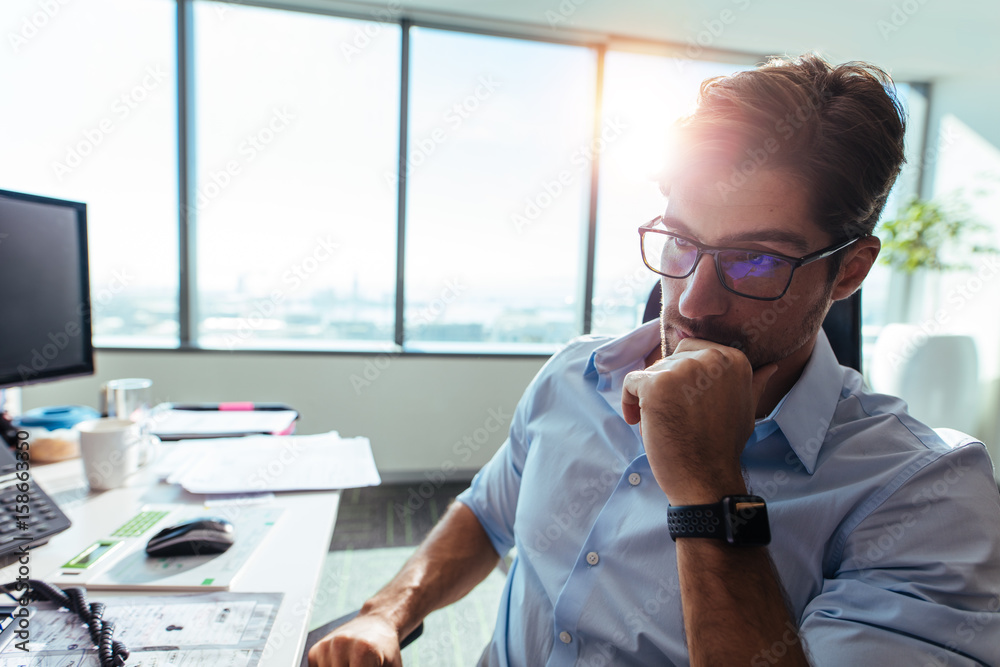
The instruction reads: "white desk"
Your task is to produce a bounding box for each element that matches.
[0,452,341,666]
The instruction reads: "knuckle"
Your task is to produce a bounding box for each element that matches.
[696,347,730,370]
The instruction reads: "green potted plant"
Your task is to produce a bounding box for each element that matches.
[879,196,995,274]
[869,195,996,435]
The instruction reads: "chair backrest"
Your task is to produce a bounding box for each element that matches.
[642,282,862,372]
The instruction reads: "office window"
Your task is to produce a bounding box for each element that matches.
[193,3,400,350]
[0,0,179,346]
[404,29,597,351]
[591,52,748,335]
[861,83,928,346]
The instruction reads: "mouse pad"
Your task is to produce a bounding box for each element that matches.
[48,505,284,591]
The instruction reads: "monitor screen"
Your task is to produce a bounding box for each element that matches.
[0,188,94,389]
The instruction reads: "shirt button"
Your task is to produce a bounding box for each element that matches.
[559,631,572,644]
[586,551,599,565]
[629,473,641,486]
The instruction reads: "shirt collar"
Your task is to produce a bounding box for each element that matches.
[769,329,843,474]
[585,322,844,475]
[585,320,661,420]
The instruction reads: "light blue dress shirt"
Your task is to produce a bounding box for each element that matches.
[457,321,1000,666]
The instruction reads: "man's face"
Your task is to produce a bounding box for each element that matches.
[658,166,836,370]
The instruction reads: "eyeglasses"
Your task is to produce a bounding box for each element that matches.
[638,216,862,301]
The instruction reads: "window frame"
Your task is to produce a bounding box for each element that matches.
[90,0,924,358]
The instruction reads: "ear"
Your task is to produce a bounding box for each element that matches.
[831,236,880,301]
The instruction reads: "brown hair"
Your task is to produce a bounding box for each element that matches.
[672,53,907,247]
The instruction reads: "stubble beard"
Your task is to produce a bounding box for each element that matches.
[659,284,834,370]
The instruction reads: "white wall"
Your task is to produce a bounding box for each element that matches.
[21,350,547,483]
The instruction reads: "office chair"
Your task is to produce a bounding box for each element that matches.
[642,282,863,373]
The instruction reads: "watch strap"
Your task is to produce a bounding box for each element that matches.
[667,502,725,540]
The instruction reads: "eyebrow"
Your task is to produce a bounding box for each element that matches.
[659,215,812,255]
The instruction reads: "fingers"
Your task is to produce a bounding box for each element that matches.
[306,618,403,667]
[750,363,778,409]
[621,370,647,426]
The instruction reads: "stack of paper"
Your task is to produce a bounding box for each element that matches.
[156,431,381,494]
[149,407,298,439]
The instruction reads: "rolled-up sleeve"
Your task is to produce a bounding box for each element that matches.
[800,442,1000,666]
[456,362,538,558]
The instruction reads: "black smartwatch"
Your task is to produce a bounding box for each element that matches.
[667,495,770,546]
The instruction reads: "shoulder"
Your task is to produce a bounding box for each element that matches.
[531,333,619,381]
[822,368,999,550]
[830,367,966,460]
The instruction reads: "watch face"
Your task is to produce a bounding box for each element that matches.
[726,496,771,546]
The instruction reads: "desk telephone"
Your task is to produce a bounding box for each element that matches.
[0,440,72,560]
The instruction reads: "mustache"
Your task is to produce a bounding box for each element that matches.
[665,311,748,352]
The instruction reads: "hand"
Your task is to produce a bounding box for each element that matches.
[307,613,403,667]
[621,338,777,504]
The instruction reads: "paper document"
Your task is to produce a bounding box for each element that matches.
[0,592,281,666]
[150,408,298,439]
[161,431,381,494]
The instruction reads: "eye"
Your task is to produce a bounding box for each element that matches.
[672,236,693,248]
[745,252,783,268]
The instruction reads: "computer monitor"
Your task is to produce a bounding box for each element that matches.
[0,188,94,396]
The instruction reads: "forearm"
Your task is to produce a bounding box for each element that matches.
[359,500,500,641]
[676,540,808,666]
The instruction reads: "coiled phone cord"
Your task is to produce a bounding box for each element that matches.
[1,579,129,666]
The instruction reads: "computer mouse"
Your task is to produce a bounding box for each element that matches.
[145,517,236,558]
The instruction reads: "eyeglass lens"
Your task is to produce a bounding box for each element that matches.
[643,233,794,299]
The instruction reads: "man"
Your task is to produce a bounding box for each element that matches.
[310,54,1000,666]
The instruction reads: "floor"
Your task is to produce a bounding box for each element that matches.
[308,483,507,665]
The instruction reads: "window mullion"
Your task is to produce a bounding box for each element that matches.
[581,44,606,336]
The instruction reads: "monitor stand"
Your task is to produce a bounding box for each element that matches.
[0,389,18,447]
[0,412,18,448]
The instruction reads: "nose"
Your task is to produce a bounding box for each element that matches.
[677,254,728,320]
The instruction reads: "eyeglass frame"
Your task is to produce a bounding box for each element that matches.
[638,216,865,301]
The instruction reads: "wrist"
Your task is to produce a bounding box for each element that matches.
[668,495,770,546]
[666,476,747,506]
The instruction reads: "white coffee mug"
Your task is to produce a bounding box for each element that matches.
[77,418,159,491]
